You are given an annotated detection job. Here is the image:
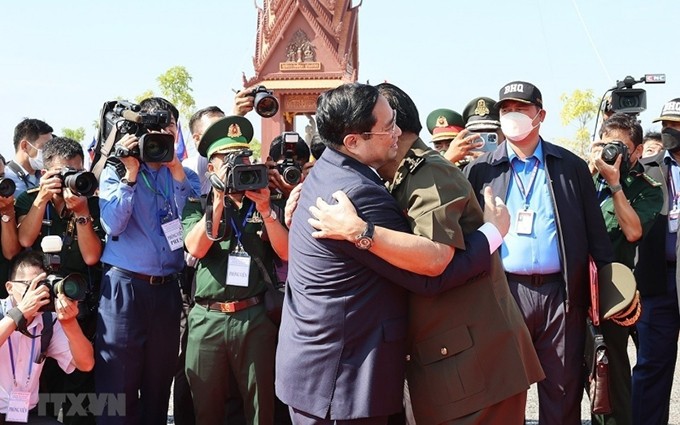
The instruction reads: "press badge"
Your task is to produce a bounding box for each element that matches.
[227,249,251,287]
[516,209,535,235]
[7,390,30,422]
[669,208,679,233]
[161,218,184,251]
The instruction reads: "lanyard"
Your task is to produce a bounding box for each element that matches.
[229,203,255,247]
[510,157,540,209]
[668,163,680,210]
[140,169,172,202]
[7,328,37,387]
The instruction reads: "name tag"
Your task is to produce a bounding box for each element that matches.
[227,251,251,287]
[7,390,30,422]
[670,208,679,233]
[161,218,184,251]
[516,209,535,235]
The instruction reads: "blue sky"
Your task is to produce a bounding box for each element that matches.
[1,0,677,158]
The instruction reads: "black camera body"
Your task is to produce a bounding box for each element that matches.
[39,236,88,312]
[209,149,269,194]
[249,86,279,118]
[277,132,303,185]
[601,140,629,165]
[609,74,666,115]
[0,177,16,198]
[59,167,98,197]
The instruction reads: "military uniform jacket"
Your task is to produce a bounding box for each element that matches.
[394,139,543,424]
[465,139,614,307]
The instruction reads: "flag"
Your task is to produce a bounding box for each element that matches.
[85,135,97,169]
[176,121,188,161]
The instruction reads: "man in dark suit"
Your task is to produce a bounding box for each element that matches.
[275,83,497,425]
[465,81,614,425]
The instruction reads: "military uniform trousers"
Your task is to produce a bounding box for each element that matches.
[185,302,277,425]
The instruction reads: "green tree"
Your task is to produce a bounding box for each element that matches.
[62,127,86,142]
[157,66,196,124]
[559,89,599,158]
[250,138,262,161]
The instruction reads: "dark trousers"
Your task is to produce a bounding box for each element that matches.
[631,268,680,425]
[289,407,388,425]
[95,267,182,425]
[507,277,586,425]
[173,266,196,425]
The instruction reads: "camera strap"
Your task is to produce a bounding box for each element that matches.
[205,191,229,241]
[6,161,37,189]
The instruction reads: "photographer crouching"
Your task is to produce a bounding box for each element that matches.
[15,136,102,424]
[96,97,195,425]
[0,250,94,425]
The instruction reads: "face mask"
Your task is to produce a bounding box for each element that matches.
[661,127,680,153]
[28,148,44,171]
[500,110,540,142]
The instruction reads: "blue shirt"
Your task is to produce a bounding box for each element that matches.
[4,162,39,197]
[501,139,561,274]
[99,163,194,275]
[665,152,679,261]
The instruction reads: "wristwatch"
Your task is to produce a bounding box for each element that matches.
[355,221,375,250]
[610,183,623,194]
[263,208,278,223]
[121,178,137,187]
[75,215,94,225]
[1,213,13,223]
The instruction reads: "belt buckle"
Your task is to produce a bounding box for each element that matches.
[149,275,164,285]
[219,302,236,313]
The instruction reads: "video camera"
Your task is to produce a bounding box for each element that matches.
[59,167,98,197]
[608,74,666,115]
[277,132,303,185]
[601,140,629,166]
[209,149,269,194]
[39,236,88,312]
[102,100,175,163]
[248,86,279,118]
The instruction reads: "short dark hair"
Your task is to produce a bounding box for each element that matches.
[315,83,379,149]
[9,250,45,280]
[139,97,179,122]
[643,131,662,143]
[375,83,422,134]
[599,113,643,147]
[189,106,225,135]
[310,135,326,160]
[13,118,53,151]
[269,134,310,163]
[43,137,85,169]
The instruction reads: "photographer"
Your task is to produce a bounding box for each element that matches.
[0,250,94,425]
[182,116,287,425]
[591,113,663,425]
[0,159,22,297]
[266,133,310,200]
[15,136,103,425]
[96,97,194,425]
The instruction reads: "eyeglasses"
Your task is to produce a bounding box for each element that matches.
[9,280,31,286]
[362,110,398,137]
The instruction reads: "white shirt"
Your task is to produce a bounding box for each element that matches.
[0,298,75,413]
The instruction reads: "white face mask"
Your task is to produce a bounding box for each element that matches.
[500,110,541,142]
[27,143,44,170]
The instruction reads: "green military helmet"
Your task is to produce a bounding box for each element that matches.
[462,97,501,132]
[426,108,465,143]
[197,115,254,158]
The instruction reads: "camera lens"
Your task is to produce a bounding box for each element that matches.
[139,133,174,163]
[620,95,640,109]
[239,170,260,186]
[601,144,621,165]
[65,171,98,197]
[254,92,279,118]
[0,177,16,197]
[55,273,87,302]
[282,166,302,185]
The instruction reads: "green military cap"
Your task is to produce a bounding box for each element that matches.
[462,97,501,132]
[426,109,465,143]
[197,115,254,158]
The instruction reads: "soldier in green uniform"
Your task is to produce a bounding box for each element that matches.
[182,115,287,425]
[591,113,663,425]
[15,136,104,425]
[425,108,465,154]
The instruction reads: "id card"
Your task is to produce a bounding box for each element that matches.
[515,209,535,235]
[161,218,184,251]
[7,390,30,422]
[670,208,679,233]
[227,251,251,287]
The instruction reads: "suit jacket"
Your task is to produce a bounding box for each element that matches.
[465,139,614,307]
[395,140,544,424]
[276,148,491,420]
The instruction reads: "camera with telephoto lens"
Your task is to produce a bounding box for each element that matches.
[39,236,88,312]
[0,177,16,197]
[601,140,629,165]
[209,149,269,194]
[59,167,98,197]
[104,100,175,163]
[248,86,279,118]
[277,132,303,185]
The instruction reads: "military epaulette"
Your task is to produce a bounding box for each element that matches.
[640,172,662,187]
[403,153,426,175]
[26,187,40,194]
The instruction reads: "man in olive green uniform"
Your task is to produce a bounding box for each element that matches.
[591,113,663,425]
[182,116,287,425]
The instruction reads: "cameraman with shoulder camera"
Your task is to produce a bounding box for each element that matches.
[0,250,94,425]
[15,136,103,425]
[96,97,195,425]
[182,115,287,425]
[591,113,663,425]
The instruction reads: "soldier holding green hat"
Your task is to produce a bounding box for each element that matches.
[182,115,288,425]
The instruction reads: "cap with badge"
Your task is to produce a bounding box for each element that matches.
[197,115,254,158]
[652,98,680,123]
[598,262,641,326]
[497,81,543,109]
[463,97,501,132]
[426,109,465,142]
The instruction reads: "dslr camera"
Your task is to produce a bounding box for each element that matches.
[601,140,629,165]
[248,86,279,118]
[0,177,16,198]
[209,149,269,194]
[277,132,303,185]
[39,236,88,312]
[59,167,98,197]
[608,74,666,115]
[103,100,175,163]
